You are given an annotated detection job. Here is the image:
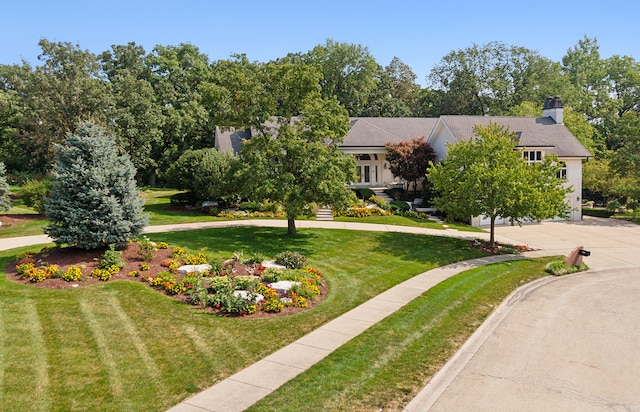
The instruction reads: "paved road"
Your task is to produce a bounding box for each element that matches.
[406,217,640,411]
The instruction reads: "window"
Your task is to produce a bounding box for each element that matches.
[557,162,567,179]
[522,150,543,165]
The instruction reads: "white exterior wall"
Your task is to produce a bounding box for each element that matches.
[563,158,583,221]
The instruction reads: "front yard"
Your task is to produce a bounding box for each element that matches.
[0,227,487,411]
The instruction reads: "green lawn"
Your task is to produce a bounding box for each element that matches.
[249,257,555,411]
[334,214,484,232]
[0,227,488,411]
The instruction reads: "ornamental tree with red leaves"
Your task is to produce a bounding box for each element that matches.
[385,136,436,193]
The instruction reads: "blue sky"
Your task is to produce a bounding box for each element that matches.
[2,0,638,86]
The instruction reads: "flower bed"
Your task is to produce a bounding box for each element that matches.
[9,239,326,317]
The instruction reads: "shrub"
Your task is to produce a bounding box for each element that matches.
[240,201,261,211]
[242,252,268,265]
[20,178,50,215]
[209,257,224,276]
[99,245,125,270]
[234,276,259,290]
[353,188,375,200]
[44,122,148,249]
[384,187,404,200]
[274,251,307,269]
[390,200,411,211]
[62,265,83,281]
[208,276,232,293]
[626,201,639,212]
[137,236,157,262]
[169,192,195,206]
[163,148,235,202]
[544,260,589,276]
[582,208,614,218]
[369,195,389,208]
[171,246,185,259]
[261,268,283,283]
[607,199,621,212]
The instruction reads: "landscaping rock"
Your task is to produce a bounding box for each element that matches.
[233,290,264,303]
[177,264,212,274]
[261,260,287,270]
[268,280,301,294]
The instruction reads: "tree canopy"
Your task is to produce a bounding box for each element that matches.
[385,136,436,193]
[427,123,570,246]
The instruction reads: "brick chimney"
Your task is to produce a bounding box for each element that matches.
[543,96,564,124]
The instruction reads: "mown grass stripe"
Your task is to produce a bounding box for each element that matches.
[79,299,124,398]
[24,301,50,412]
[106,295,161,380]
[0,302,4,404]
[328,266,497,407]
[183,325,213,358]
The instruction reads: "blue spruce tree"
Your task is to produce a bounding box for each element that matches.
[45,122,148,249]
[0,162,11,212]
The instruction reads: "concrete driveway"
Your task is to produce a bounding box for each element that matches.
[406,216,640,411]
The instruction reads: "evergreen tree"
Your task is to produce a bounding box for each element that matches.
[45,122,148,249]
[0,162,12,211]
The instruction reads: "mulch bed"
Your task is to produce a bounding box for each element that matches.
[5,242,327,318]
[0,214,43,228]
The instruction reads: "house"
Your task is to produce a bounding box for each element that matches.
[214,97,591,226]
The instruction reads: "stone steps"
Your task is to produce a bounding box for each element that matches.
[371,188,393,202]
[316,207,334,221]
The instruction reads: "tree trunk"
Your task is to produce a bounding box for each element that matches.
[489,215,496,248]
[287,217,297,235]
[148,168,157,187]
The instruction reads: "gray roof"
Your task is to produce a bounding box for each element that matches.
[215,126,251,153]
[342,117,439,147]
[438,115,592,158]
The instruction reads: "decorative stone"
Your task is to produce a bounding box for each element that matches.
[261,261,287,270]
[177,264,212,274]
[268,280,301,294]
[233,290,264,303]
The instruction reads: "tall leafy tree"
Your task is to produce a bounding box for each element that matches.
[429,41,567,116]
[427,123,569,246]
[145,43,213,185]
[305,40,380,116]
[385,137,436,192]
[44,122,148,249]
[99,42,163,182]
[237,96,355,235]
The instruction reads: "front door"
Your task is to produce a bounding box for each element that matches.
[355,163,378,186]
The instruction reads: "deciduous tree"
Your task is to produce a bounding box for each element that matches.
[385,137,436,193]
[427,123,569,246]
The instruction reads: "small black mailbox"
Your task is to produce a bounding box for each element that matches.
[578,249,591,257]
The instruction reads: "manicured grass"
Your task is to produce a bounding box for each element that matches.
[0,227,487,411]
[0,219,47,238]
[249,257,556,411]
[334,215,484,232]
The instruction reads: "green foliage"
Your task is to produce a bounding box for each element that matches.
[260,268,283,283]
[62,265,84,281]
[99,245,125,270]
[44,122,148,249]
[19,178,49,214]
[389,200,411,211]
[0,162,12,211]
[208,276,231,293]
[274,251,307,269]
[428,122,570,246]
[233,276,259,290]
[544,260,589,276]
[607,199,622,212]
[353,188,375,200]
[136,236,157,262]
[163,148,235,202]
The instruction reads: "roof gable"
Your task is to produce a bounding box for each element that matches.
[438,115,592,158]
